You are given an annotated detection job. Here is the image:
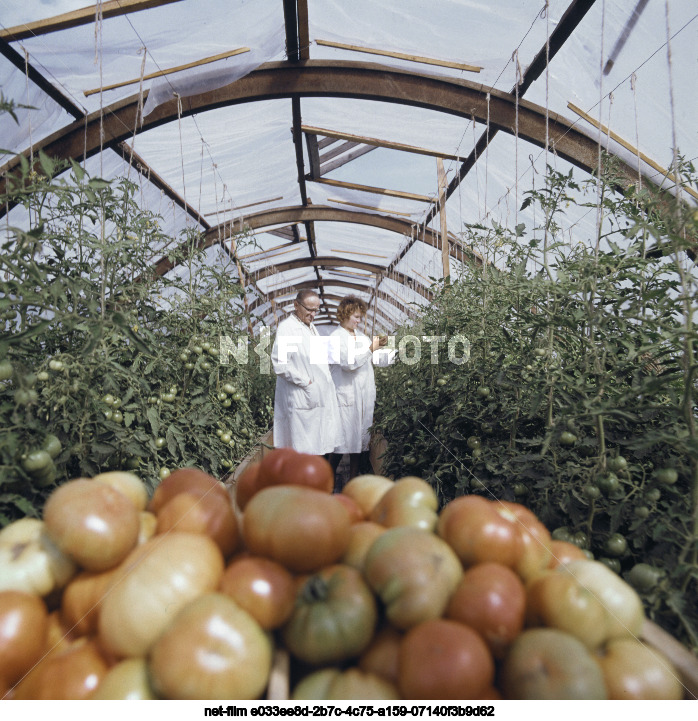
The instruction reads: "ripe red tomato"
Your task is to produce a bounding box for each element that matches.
[219,556,296,630]
[155,491,240,558]
[236,449,334,510]
[445,562,526,659]
[60,566,121,636]
[13,637,110,700]
[437,495,524,569]
[234,461,261,511]
[547,540,588,568]
[358,626,403,686]
[497,501,552,580]
[148,467,229,514]
[398,619,495,699]
[0,591,49,691]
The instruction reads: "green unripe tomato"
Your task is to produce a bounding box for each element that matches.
[595,472,619,495]
[159,467,171,480]
[607,455,628,473]
[604,533,628,557]
[559,431,577,447]
[655,467,678,486]
[645,488,661,503]
[598,557,621,574]
[37,370,50,382]
[551,527,572,543]
[626,563,663,592]
[155,437,166,449]
[102,393,115,406]
[466,436,481,450]
[42,434,62,460]
[21,449,53,474]
[222,383,236,395]
[582,484,601,501]
[476,386,491,398]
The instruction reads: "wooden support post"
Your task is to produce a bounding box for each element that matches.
[371,273,380,337]
[437,158,450,283]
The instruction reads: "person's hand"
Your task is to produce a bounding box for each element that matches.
[370,335,386,351]
[378,335,388,347]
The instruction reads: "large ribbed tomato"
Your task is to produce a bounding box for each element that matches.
[292,668,399,700]
[148,593,272,700]
[363,527,462,629]
[98,532,224,658]
[242,486,350,573]
[282,564,378,665]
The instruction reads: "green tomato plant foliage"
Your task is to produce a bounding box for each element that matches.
[0,137,274,524]
[373,157,698,653]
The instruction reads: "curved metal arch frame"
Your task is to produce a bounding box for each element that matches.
[1,57,665,302]
[2,59,620,183]
[248,278,414,317]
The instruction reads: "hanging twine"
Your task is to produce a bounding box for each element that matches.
[630,73,643,191]
[513,49,523,229]
[94,0,105,176]
[664,0,681,206]
[594,0,607,255]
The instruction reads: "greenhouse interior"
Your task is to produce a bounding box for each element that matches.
[1,0,698,704]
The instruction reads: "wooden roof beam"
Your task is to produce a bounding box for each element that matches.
[0,0,185,41]
[309,176,434,203]
[301,125,469,162]
[319,144,377,175]
[315,39,482,74]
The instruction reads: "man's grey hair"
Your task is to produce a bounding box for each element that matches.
[296,289,320,304]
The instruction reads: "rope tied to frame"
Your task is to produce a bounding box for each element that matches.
[513,48,523,229]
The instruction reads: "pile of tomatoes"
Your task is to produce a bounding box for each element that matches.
[0,447,686,700]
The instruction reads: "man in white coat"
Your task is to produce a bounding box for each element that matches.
[271,290,341,455]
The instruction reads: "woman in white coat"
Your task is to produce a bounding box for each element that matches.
[330,296,388,483]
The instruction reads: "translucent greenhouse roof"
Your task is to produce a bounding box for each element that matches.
[1,0,696,332]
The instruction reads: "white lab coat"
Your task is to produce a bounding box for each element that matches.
[271,314,341,455]
[330,326,392,454]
